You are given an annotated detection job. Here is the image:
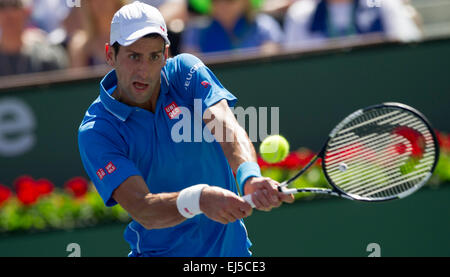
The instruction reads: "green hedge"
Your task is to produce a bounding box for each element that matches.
[1,129,449,234]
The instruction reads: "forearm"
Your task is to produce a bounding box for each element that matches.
[204,100,262,196]
[140,192,186,229]
[112,176,186,230]
[204,100,257,172]
[218,119,257,172]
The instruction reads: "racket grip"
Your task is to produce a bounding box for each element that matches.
[242,194,256,208]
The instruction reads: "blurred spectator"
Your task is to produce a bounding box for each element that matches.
[136,0,189,55]
[68,0,126,67]
[30,0,71,34]
[30,0,75,47]
[0,0,69,76]
[260,0,296,25]
[138,0,188,25]
[181,0,283,55]
[284,0,423,49]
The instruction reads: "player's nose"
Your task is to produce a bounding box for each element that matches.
[135,61,152,79]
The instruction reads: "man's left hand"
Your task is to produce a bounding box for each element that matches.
[243,177,295,211]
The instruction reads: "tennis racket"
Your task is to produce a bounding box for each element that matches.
[243,102,440,206]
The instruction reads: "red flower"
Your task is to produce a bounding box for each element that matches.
[65,177,89,198]
[444,135,450,152]
[0,184,12,205]
[316,157,322,166]
[325,142,365,162]
[257,155,270,169]
[393,142,408,154]
[13,175,55,206]
[13,175,35,192]
[14,175,39,206]
[435,129,443,147]
[35,178,54,196]
[296,149,317,167]
[16,188,39,206]
[277,152,303,169]
[436,130,450,152]
[393,126,425,158]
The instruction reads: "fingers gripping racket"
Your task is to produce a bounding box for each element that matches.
[243,102,439,206]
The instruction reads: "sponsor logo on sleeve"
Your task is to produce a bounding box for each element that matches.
[105,162,116,174]
[201,81,210,88]
[165,101,181,119]
[96,168,106,180]
[96,161,117,180]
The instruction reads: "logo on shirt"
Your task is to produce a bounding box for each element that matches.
[184,62,204,90]
[96,162,116,180]
[165,101,181,119]
[96,168,106,180]
[105,162,116,174]
[184,208,194,216]
[201,81,210,88]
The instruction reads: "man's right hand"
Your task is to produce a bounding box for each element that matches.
[199,186,253,225]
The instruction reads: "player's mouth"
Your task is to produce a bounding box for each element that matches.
[133,81,149,92]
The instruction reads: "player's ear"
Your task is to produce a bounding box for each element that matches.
[163,44,169,65]
[105,43,116,67]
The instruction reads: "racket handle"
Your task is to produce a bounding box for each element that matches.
[242,194,256,208]
[279,187,298,194]
[242,182,294,208]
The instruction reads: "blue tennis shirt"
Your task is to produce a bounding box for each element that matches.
[78,53,252,257]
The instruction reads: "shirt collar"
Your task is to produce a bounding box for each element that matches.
[161,68,169,95]
[99,70,133,122]
[99,69,170,121]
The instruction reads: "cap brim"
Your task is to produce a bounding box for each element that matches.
[115,24,170,46]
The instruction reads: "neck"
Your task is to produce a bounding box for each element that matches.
[112,79,161,113]
[147,84,161,113]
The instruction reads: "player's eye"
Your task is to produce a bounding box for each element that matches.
[150,53,161,61]
[129,54,140,61]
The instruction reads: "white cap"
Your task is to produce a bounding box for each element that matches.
[110,1,170,47]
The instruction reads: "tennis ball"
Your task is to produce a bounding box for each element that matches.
[260,135,290,164]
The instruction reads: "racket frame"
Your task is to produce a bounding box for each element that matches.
[279,102,440,202]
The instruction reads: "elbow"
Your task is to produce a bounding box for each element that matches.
[141,221,155,230]
[135,214,176,230]
[134,214,157,230]
[138,218,175,230]
[128,193,184,230]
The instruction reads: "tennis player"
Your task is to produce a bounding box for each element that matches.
[78,1,293,257]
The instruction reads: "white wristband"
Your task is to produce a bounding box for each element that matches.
[176,184,209,218]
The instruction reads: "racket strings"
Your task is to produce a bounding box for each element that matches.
[324,107,436,200]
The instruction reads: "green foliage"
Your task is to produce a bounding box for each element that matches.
[1,131,450,234]
[0,188,130,234]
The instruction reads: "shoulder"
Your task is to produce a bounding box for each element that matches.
[169,53,205,68]
[165,53,207,76]
[164,53,210,96]
[78,99,119,139]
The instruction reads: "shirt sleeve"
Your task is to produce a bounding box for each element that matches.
[175,53,237,114]
[78,119,142,207]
